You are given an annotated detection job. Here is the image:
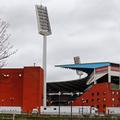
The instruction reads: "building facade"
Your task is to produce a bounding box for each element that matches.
[0,67,43,113]
[0,62,120,114]
[73,83,120,113]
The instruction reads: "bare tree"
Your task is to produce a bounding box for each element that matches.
[0,19,16,67]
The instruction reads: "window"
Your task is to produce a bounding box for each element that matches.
[19,74,22,77]
[91,93,94,96]
[112,98,115,102]
[86,99,88,103]
[97,92,100,96]
[6,74,10,77]
[81,98,84,102]
[116,92,119,95]
[97,98,100,102]
[91,99,94,102]
[103,98,106,102]
[112,91,115,95]
[97,105,99,108]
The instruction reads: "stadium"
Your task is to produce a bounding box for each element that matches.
[47,62,120,113]
[0,62,120,114]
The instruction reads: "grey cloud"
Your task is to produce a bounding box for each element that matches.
[1,0,120,81]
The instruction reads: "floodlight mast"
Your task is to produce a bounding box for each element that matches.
[35,5,52,107]
[74,56,83,79]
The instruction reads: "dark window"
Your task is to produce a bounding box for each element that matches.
[97,92,100,96]
[91,99,94,102]
[91,93,94,96]
[97,98,100,102]
[86,99,88,103]
[103,104,106,108]
[97,105,99,108]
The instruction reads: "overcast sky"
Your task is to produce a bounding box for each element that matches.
[0,0,120,82]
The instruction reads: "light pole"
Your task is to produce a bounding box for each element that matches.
[58,91,61,118]
[73,56,83,79]
[35,5,52,107]
[70,93,73,120]
[71,100,73,120]
[81,100,86,115]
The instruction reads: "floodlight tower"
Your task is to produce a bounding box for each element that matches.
[73,56,83,79]
[35,5,52,107]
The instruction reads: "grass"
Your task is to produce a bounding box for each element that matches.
[0,114,120,120]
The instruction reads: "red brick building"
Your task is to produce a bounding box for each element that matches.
[0,66,43,113]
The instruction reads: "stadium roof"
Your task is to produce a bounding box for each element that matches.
[55,62,111,74]
[56,62,110,69]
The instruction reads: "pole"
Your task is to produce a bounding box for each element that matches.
[12,114,15,120]
[71,100,72,120]
[93,68,96,84]
[58,91,61,118]
[108,66,111,83]
[43,35,47,107]
[82,100,83,115]
[70,93,73,120]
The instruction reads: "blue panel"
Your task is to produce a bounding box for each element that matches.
[56,62,111,69]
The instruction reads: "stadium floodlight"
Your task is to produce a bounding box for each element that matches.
[35,5,51,36]
[35,4,52,107]
[74,56,80,64]
[73,56,83,78]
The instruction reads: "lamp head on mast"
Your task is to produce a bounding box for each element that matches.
[35,5,52,36]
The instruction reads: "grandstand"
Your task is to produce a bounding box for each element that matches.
[47,62,120,113]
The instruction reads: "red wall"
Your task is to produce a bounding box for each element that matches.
[23,67,43,113]
[0,66,43,113]
[73,83,120,113]
[0,69,23,106]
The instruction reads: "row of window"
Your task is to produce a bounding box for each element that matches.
[0,73,22,78]
[112,91,119,95]
[91,91,120,96]
[0,98,15,102]
[91,92,106,96]
[82,98,107,103]
[82,97,120,103]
